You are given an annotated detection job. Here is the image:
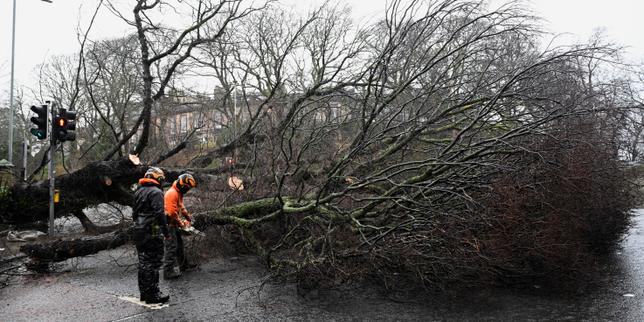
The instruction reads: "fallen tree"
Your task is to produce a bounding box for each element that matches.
[19,198,282,264]
[5,0,641,291]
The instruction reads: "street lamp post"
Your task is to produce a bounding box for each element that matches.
[7,0,17,164]
[7,0,52,164]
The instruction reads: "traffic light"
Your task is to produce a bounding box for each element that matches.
[53,108,77,142]
[30,104,48,140]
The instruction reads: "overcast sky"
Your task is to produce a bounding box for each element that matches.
[1,0,643,103]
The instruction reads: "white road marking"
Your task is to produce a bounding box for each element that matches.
[118,295,169,309]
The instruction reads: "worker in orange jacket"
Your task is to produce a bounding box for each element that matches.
[163,173,197,279]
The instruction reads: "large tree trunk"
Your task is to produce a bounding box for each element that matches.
[21,228,134,264]
[19,198,283,265]
[0,157,221,225]
[2,158,142,224]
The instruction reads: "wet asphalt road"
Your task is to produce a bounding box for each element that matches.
[2,210,644,321]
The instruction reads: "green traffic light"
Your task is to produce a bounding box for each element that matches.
[30,128,46,140]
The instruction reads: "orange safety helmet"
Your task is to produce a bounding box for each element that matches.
[144,167,165,184]
[177,173,197,192]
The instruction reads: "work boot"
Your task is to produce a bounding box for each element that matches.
[163,268,181,280]
[142,291,170,304]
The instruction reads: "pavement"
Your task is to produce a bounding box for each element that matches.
[3,210,644,321]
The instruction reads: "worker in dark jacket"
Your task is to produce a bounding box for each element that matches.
[132,167,170,304]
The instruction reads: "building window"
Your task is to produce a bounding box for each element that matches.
[194,112,202,128]
[180,114,188,134]
[213,111,223,129]
[314,110,326,123]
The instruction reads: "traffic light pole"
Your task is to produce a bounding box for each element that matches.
[48,103,56,236]
[21,139,28,181]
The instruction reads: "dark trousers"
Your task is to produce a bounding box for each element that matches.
[163,226,185,272]
[136,237,164,296]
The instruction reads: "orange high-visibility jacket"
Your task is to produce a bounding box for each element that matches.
[164,181,191,228]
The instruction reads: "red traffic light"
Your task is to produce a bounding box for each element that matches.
[54,108,77,142]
